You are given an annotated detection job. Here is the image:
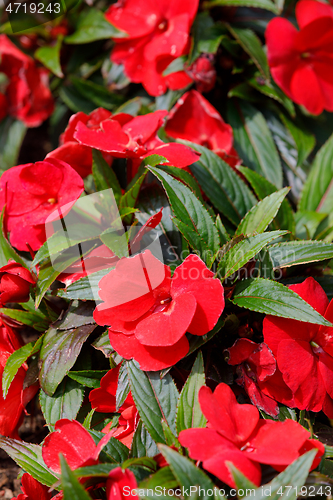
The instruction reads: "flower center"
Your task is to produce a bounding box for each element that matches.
[47,198,57,204]
[158,19,168,32]
[310,340,324,355]
[301,52,310,59]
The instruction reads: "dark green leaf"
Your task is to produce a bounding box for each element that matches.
[126,360,179,444]
[90,430,129,463]
[190,13,225,62]
[116,362,130,411]
[72,78,124,110]
[299,134,333,213]
[120,173,147,212]
[268,241,333,269]
[92,149,122,199]
[228,101,283,188]
[227,25,269,79]
[35,36,63,77]
[239,167,295,233]
[232,278,333,326]
[203,0,278,13]
[39,324,95,396]
[68,370,108,388]
[235,188,290,236]
[131,420,159,458]
[186,143,257,226]
[2,336,43,398]
[92,330,114,358]
[158,164,204,202]
[74,464,117,478]
[141,466,178,490]
[59,86,96,114]
[0,117,26,170]
[279,113,315,167]
[176,351,206,434]
[248,77,295,116]
[0,307,49,332]
[60,455,92,500]
[148,167,220,266]
[158,445,222,500]
[40,377,84,431]
[57,267,113,301]
[0,437,58,487]
[65,8,126,44]
[217,231,287,280]
[295,211,327,240]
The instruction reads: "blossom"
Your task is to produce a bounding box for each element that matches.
[185,54,216,93]
[105,0,199,96]
[46,108,114,178]
[0,35,53,126]
[73,109,200,179]
[89,364,138,447]
[179,383,324,488]
[107,468,139,500]
[0,158,84,251]
[165,90,240,168]
[94,251,224,371]
[13,473,52,500]
[0,261,35,307]
[42,419,100,473]
[266,0,333,115]
[0,321,38,438]
[263,277,333,417]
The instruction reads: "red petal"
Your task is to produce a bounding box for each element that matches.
[109,331,189,370]
[146,142,200,168]
[21,474,51,500]
[74,119,130,155]
[42,419,97,473]
[46,142,93,178]
[296,0,333,28]
[134,292,196,346]
[198,384,259,445]
[106,467,138,500]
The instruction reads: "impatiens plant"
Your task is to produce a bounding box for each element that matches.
[2,0,333,497]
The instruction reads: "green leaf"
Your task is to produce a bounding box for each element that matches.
[40,377,84,432]
[92,330,114,358]
[122,456,157,473]
[59,86,96,114]
[72,77,124,110]
[65,8,126,44]
[141,466,178,490]
[158,164,204,202]
[268,241,333,269]
[89,430,129,463]
[131,420,159,458]
[0,208,26,267]
[2,336,43,398]
[126,360,179,444]
[216,215,231,245]
[232,278,333,326]
[217,231,287,280]
[67,370,108,388]
[176,351,206,434]
[0,437,58,487]
[279,113,315,167]
[0,117,26,170]
[60,455,92,500]
[185,143,257,226]
[148,167,220,266]
[120,172,147,212]
[158,445,223,500]
[239,167,295,233]
[116,362,130,411]
[295,211,327,240]
[0,308,49,332]
[190,13,225,62]
[227,26,269,79]
[35,36,63,78]
[228,101,283,189]
[92,150,122,200]
[248,77,295,117]
[242,450,317,500]
[57,267,113,301]
[235,188,290,236]
[73,464,117,478]
[39,324,96,396]
[203,0,278,13]
[299,134,333,213]
[228,463,257,495]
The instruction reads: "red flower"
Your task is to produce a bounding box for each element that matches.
[263,277,333,417]
[46,108,115,178]
[106,468,139,500]
[74,109,199,179]
[0,92,7,122]
[0,158,84,251]
[13,473,52,500]
[94,251,224,371]
[0,35,53,126]
[89,364,138,448]
[165,90,240,168]
[0,321,38,438]
[185,54,216,93]
[105,0,199,96]
[266,0,333,115]
[0,261,35,307]
[42,419,100,474]
[179,383,324,488]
